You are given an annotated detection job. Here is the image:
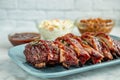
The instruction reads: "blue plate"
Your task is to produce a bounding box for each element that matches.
[8,35,120,79]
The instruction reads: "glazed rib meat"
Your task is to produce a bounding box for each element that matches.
[55,33,90,65]
[46,41,60,65]
[113,40,120,56]
[24,40,50,68]
[96,33,120,57]
[98,40,113,60]
[75,37,104,64]
[55,41,79,68]
[24,32,120,69]
[81,32,113,60]
[81,32,102,53]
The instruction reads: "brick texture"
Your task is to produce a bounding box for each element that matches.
[0,10,7,19]
[17,0,37,9]
[0,0,120,28]
[7,10,46,20]
[93,0,120,10]
[36,0,74,10]
[0,0,17,9]
[75,0,92,11]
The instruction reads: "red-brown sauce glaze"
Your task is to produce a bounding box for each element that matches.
[8,32,40,46]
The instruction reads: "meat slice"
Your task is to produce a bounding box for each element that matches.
[69,38,90,65]
[54,41,79,68]
[81,32,113,60]
[76,37,104,64]
[98,40,113,60]
[81,32,101,52]
[113,40,120,56]
[24,40,50,68]
[56,33,90,65]
[96,33,119,56]
[46,41,60,65]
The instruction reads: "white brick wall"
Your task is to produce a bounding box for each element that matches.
[36,0,74,10]
[7,10,46,20]
[0,0,17,9]
[75,0,92,11]
[0,0,120,29]
[46,11,65,19]
[0,10,7,19]
[17,0,37,9]
[93,0,120,10]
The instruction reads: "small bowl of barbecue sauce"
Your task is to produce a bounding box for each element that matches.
[8,32,40,46]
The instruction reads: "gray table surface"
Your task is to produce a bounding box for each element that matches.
[0,26,120,80]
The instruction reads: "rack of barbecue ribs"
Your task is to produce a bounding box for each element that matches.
[24,32,120,69]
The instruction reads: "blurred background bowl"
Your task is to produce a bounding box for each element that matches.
[75,18,115,34]
[8,32,40,46]
[37,19,74,40]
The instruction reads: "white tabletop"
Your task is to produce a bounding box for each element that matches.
[0,26,120,80]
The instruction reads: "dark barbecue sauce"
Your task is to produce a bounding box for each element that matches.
[8,32,40,46]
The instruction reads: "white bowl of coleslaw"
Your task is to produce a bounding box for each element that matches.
[37,19,74,40]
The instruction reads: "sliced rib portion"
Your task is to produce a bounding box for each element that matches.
[96,33,120,56]
[46,41,60,65]
[24,40,50,68]
[81,32,101,52]
[54,41,79,68]
[75,37,104,64]
[81,32,113,60]
[98,39,113,60]
[24,32,120,69]
[56,33,90,65]
[113,40,120,56]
